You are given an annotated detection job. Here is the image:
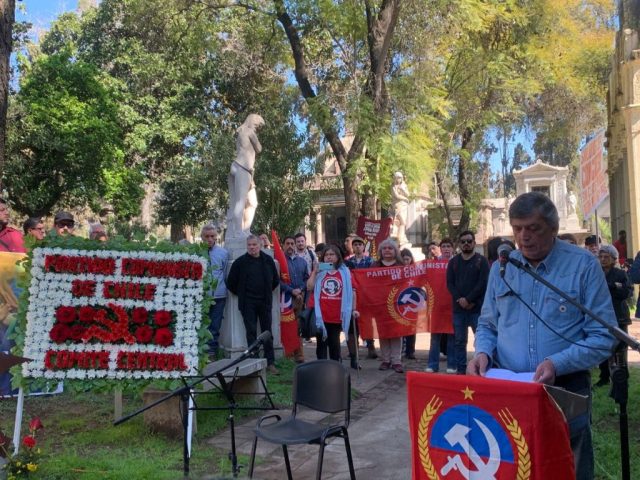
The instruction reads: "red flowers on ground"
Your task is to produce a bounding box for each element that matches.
[29,418,43,432]
[22,436,36,448]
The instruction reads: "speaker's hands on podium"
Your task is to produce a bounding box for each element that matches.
[466,352,489,376]
[533,358,556,385]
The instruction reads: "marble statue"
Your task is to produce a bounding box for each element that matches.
[567,190,577,215]
[391,171,410,246]
[226,114,265,238]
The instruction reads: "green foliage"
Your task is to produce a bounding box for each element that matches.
[156,160,215,231]
[4,51,124,217]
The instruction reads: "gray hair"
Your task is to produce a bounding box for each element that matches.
[246,234,260,244]
[377,238,402,263]
[201,224,218,236]
[509,192,559,232]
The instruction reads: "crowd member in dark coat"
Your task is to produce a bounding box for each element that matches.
[446,230,489,374]
[595,244,633,387]
[227,234,280,374]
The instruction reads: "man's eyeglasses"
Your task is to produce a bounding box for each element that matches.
[29,227,45,232]
[459,239,474,245]
[56,222,75,229]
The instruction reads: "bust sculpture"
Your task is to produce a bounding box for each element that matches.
[226,114,265,238]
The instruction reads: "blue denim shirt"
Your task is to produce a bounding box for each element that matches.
[209,245,229,299]
[475,238,617,376]
[281,254,309,293]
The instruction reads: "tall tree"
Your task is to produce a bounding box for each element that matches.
[0,0,15,189]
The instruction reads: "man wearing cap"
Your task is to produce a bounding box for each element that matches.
[53,212,76,236]
[345,235,375,364]
[594,244,632,388]
[0,198,25,253]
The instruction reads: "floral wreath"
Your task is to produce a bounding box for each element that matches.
[10,235,212,393]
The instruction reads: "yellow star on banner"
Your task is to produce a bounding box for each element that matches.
[462,386,474,400]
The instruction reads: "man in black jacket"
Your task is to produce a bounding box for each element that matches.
[227,234,280,374]
[446,230,489,374]
[595,244,632,387]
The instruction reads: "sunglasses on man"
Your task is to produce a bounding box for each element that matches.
[56,221,75,228]
[459,238,474,245]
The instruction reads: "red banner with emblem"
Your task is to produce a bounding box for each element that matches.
[356,216,392,259]
[351,260,453,339]
[271,231,298,355]
[407,372,574,479]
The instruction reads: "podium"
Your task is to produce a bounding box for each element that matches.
[407,372,581,479]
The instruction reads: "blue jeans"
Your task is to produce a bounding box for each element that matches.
[207,297,226,354]
[427,333,455,371]
[453,311,479,374]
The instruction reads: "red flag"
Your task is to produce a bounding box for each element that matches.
[351,260,453,339]
[407,372,574,479]
[271,230,290,284]
[271,231,298,355]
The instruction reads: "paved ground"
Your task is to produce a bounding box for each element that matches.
[204,321,640,479]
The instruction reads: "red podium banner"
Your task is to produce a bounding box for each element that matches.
[351,260,453,339]
[407,372,574,479]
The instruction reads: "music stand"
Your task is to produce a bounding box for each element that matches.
[184,364,275,478]
[114,351,275,477]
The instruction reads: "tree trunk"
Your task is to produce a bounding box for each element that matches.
[140,182,157,229]
[0,0,15,190]
[456,127,474,236]
[276,0,400,233]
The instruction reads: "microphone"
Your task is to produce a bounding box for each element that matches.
[497,244,513,278]
[243,330,272,356]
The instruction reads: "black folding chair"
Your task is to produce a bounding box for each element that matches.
[248,360,356,480]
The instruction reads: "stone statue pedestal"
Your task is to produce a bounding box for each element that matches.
[566,213,580,230]
[219,237,282,359]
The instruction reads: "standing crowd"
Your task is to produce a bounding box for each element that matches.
[0,192,633,478]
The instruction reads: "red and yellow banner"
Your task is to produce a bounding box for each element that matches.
[351,260,453,339]
[271,231,299,355]
[407,372,574,479]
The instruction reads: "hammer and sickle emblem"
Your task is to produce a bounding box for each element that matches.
[440,420,501,479]
[399,290,426,316]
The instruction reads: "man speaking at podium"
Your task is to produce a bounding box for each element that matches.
[468,192,617,480]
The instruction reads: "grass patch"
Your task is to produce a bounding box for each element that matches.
[592,366,640,479]
[0,357,297,478]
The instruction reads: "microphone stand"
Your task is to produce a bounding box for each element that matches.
[507,256,637,480]
[113,336,271,477]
